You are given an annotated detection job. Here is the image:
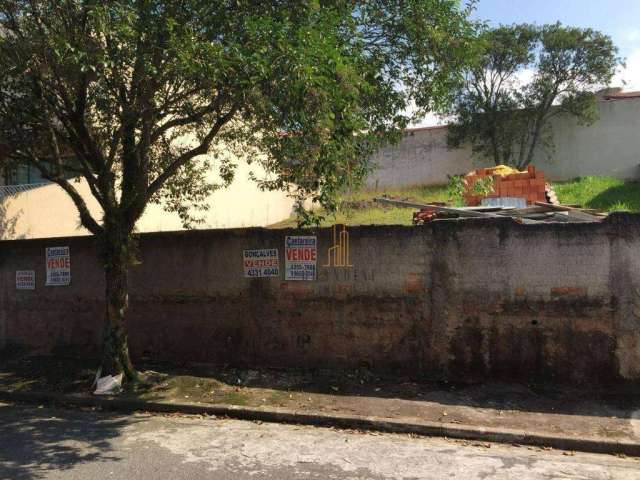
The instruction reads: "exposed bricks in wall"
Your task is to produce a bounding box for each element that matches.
[1,215,640,385]
[550,287,588,297]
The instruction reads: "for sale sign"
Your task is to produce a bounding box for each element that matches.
[285,236,317,281]
[46,246,71,286]
[243,249,279,278]
[16,270,35,290]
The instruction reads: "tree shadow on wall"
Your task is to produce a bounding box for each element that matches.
[0,197,25,240]
[0,403,132,480]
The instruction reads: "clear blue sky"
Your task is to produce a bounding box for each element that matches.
[471,0,640,58]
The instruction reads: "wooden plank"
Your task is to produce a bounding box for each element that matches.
[496,206,555,217]
[534,201,574,211]
[457,206,515,212]
[533,201,602,222]
[374,197,500,218]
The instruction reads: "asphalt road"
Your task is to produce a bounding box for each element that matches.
[1,402,639,480]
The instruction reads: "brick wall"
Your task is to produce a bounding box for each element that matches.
[1,215,640,385]
[464,165,548,206]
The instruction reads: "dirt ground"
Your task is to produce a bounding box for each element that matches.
[1,352,640,444]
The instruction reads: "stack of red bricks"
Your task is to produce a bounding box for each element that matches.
[463,165,547,207]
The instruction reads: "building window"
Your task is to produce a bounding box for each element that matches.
[2,164,47,185]
[2,159,79,186]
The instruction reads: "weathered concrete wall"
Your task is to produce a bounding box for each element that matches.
[366,126,475,188]
[1,216,640,385]
[367,97,640,187]
[534,97,640,181]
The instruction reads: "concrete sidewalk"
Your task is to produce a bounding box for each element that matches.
[1,355,639,456]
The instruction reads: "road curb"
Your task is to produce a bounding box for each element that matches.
[1,389,638,457]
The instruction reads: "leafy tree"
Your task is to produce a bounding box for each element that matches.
[0,0,475,383]
[447,23,620,169]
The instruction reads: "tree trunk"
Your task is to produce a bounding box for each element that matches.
[524,96,555,169]
[100,226,137,383]
[523,123,543,169]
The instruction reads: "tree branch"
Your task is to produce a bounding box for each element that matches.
[149,97,225,146]
[127,105,238,226]
[10,139,104,236]
[46,174,104,235]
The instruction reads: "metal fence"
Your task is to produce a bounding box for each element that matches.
[0,183,49,198]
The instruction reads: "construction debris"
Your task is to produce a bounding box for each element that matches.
[464,165,552,207]
[545,184,560,205]
[374,197,606,225]
[93,373,123,395]
[374,164,606,225]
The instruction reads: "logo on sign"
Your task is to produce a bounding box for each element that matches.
[324,224,352,268]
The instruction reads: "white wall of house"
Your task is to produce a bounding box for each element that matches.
[0,160,296,240]
[366,96,640,188]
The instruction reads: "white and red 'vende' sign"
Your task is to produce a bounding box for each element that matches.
[46,246,71,286]
[285,236,317,281]
[16,270,35,290]
[243,249,279,278]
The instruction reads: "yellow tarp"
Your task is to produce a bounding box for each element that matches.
[467,165,526,177]
[483,165,522,177]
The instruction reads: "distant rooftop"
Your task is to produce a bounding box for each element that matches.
[405,124,448,134]
[407,88,640,133]
[602,90,640,100]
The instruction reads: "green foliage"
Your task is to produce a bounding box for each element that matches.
[446,174,493,206]
[446,23,621,169]
[0,1,476,375]
[471,176,494,195]
[447,175,466,204]
[0,0,476,231]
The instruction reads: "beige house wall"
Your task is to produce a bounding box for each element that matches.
[0,181,100,240]
[0,160,296,240]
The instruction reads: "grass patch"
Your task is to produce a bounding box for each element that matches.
[342,184,450,204]
[269,184,450,228]
[269,206,416,228]
[220,390,250,406]
[554,177,640,212]
[268,176,640,228]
